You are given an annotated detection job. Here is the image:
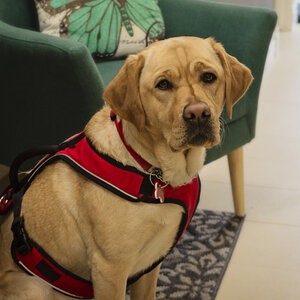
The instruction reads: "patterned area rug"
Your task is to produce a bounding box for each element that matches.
[156,210,244,300]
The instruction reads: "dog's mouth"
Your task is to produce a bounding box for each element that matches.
[186,127,220,150]
[187,131,217,147]
[170,119,221,151]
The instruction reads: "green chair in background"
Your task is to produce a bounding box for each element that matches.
[0,0,277,216]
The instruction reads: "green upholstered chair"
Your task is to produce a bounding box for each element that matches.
[0,0,277,216]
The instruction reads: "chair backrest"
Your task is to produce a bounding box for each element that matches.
[0,0,39,30]
[159,0,277,163]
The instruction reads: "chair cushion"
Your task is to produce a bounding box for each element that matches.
[205,115,251,164]
[96,59,125,86]
[34,0,165,60]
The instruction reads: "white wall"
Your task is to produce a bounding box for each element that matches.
[274,0,298,30]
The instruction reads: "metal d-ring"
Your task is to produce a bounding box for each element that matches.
[149,168,168,188]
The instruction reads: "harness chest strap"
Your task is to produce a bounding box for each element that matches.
[1,133,200,299]
[12,236,93,299]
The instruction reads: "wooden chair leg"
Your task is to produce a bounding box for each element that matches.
[227,147,246,217]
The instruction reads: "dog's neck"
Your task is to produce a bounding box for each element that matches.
[122,116,206,187]
[85,107,206,187]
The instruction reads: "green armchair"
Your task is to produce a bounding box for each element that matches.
[0,0,277,216]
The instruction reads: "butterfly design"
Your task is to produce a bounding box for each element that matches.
[37,0,165,59]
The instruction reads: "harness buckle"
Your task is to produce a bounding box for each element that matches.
[0,188,13,215]
[11,216,32,255]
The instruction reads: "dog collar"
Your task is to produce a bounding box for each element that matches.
[110,111,169,202]
[110,111,153,171]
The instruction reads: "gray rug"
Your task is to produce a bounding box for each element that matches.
[156,210,244,300]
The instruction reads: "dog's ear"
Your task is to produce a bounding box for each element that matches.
[103,54,146,130]
[209,39,253,119]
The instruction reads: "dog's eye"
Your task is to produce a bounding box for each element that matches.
[201,72,217,84]
[155,79,173,90]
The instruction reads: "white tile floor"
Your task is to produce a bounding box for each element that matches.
[199,25,300,299]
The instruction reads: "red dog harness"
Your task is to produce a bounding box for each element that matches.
[0,116,200,299]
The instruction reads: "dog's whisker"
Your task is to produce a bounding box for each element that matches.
[217,116,228,147]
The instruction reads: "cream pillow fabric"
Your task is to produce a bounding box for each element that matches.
[35,0,165,60]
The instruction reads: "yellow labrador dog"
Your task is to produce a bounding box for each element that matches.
[0,37,253,300]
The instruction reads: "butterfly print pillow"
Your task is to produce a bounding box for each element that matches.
[35,0,165,60]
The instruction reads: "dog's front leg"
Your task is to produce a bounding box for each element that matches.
[91,262,128,300]
[129,264,161,300]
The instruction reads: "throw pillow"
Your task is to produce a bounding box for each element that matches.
[35,0,165,60]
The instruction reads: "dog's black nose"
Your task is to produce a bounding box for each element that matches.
[183,102,211,122]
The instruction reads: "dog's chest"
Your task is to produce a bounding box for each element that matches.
[128,202,184,276]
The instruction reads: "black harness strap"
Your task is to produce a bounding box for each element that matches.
[11,191,31,255]
[9,133,85,192]
[8,145,61,256]
[4,133,94,299]
[8,134,86,256]
[6,145,58,255]
[9,146,59,191]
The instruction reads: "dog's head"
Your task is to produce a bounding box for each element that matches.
[104,37,253,152]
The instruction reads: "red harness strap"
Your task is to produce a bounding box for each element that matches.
[13,243,93,299]
[1,126,200,299]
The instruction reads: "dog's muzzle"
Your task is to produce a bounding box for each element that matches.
[183,102,218,147]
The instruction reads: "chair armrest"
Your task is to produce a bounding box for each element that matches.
[0,20,104,165]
